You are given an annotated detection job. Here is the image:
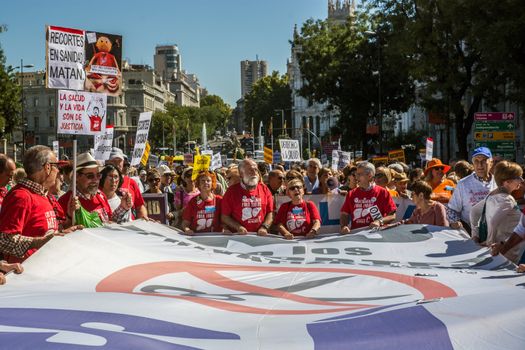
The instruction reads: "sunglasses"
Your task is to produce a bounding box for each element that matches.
[433,167,444,171]
[148,177,161,182]
[278,176,285,180]
[79,172,101,180]
[289,185,302,191]
[184,172,193,178]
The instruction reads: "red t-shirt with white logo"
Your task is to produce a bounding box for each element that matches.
[341,185,396,229]
[182,195,223,233]
[0,185,58,262]
[90,115,102,132]
[274,200,321,236]
[222,183,274,232]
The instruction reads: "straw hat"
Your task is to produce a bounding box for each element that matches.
[393,171,410,183]
[424,158,451,176]
[76,152,103,171]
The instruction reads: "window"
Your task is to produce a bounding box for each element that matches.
[49,115,55,128]
[48,97,54,106]
[34,117,39,129]
[33,97,39,107]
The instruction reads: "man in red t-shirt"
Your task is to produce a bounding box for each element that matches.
[221,159,274,235]
[0,154,16,211]
[106,147,148,220]
[340,161,397,233]
[0,146,82,264]
[59,152,131,224]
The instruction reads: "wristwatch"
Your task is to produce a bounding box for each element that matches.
[261,223,270,230]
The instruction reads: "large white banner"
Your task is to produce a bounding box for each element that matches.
[46,26,86,90]
[93,125,114,161]
[57,90,107,136]
[130,112,152,166]
[1,221,524,349]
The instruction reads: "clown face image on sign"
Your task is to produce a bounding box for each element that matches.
[84,32,123,96]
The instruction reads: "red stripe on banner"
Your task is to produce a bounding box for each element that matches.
[49,26,84,35]
[96,261,457,315]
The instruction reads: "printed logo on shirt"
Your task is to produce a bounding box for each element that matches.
[286,205,307,233]
[241,195,262,223]
[45,210,58,230]
[352,197,377,225]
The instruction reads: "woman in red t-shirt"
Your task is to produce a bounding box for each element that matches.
[274,178,321,239]
[181,171,222,234]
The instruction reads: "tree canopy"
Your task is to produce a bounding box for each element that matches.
[0,25,22,136]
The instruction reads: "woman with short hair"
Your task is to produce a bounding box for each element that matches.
[404,180,448,226]
[100,164,131,223]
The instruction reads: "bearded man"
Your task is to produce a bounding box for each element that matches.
[221,158,274,236]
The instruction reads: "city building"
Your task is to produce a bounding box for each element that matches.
[153,44,201,107]
[288,0,354,154]
[240,59,268,97]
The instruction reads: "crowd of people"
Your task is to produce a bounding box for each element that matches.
[1,144,525,284]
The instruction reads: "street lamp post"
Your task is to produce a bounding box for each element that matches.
[274,109,285,136]
[14,59,34,156]
[365,31,382,154]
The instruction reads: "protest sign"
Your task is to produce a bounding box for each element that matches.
[192,155,211,180]
[264,146,273,164]
[142,193,169,224]
[279,139,301,162]
[84,31,123,96]
[148,154,159,168]
[93,125,114,161]
[331,150,340,171]
[426,137,434,161]
[210,153,222,171]
[140,142,151,167]
[46,26,86,90]
[57,90,107,136]
[388,149,406,163]
[130,112,152,166]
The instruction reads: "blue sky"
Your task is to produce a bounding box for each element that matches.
[1,0,329,107]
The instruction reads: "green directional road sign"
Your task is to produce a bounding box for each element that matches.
[475,141,515,151]
[474,121,515,131]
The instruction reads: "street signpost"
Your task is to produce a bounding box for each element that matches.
[473,112,515,160]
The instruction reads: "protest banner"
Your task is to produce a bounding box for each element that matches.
[84,31,123,96]
[142,193,169,224]
[57,90,107,136]
[210,152,222,171]
[1,220,523,349]
[46,26,86,90]
[140,142,151,167]
[93,125,114,161]
[130,112,152,166]
[192,154,211,180]
[279,139,301,162]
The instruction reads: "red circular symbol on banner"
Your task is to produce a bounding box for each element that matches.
[96,262,456,315]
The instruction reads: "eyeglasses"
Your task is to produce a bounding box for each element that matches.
[278,176,285,180]
[148,177,161,182]
[106,174,120,181]
[289,185,302,191]
[433,167,444,171]
[79,172,101,180]
[512,176,524,182]
[48,162,60,169]
[184,172,193,178]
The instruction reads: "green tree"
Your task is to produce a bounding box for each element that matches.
[0,25,22,136]
[200,94,232,132]
[377,0,518,158]
[294,9,414,156]
[243,72,292,137]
